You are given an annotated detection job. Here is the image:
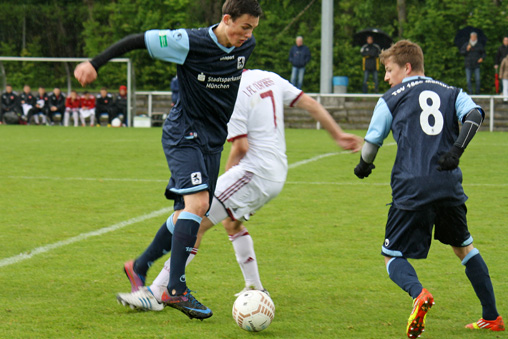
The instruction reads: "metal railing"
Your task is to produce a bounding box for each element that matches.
[134,91,504,132]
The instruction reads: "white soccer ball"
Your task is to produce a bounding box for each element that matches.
[111,117,122,127]
[232,290,275,332]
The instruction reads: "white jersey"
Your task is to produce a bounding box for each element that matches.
[227,69,303,182]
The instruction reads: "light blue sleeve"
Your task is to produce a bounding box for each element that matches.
[144,29,190,65]
[455,89,484,123]
[364,98,393,146]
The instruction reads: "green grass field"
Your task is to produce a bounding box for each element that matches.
[0,126,506,338]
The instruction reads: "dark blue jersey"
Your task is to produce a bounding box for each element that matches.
[365,76,482,210]
[145,25,256,153]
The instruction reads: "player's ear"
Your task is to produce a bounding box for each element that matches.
[405,63,412,75]
[223,14,232,25]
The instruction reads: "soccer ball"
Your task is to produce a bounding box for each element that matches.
[111,117,122,127]
[232,290,275,332]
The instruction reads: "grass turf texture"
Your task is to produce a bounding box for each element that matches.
[0,126,506,338]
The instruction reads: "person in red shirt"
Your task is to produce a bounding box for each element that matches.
[80,91,96,126]
[65,90,81,127]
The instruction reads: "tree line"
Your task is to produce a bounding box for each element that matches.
[1,0,508,94]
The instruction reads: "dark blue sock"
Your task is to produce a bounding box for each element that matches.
[168,212,201,295]
[463,249,499,320]
[387,257,423,299]
[134,221,173,277]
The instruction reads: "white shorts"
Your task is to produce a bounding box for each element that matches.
[80,108,95,118]
[208,164,284,224]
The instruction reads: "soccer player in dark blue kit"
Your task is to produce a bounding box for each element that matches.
[74,0,262,320]
[354,40,504,338]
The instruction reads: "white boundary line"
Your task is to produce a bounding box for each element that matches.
[0,207,173,268]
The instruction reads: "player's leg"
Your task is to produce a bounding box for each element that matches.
[382,206,435,338]
[435,203,504,331]
[123,214,176,292]
[454,245,504,330]
[147,216,216,302]
[224,218,264,294]
[160,146,218,319]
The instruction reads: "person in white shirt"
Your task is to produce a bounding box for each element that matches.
[116,69,363,311]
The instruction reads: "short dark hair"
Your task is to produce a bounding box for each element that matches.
[380,40,424,73]
[222,0,262,20]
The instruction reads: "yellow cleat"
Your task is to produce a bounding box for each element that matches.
[406,288,434,338]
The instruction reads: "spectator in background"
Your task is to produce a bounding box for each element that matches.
[361,36,381,93]
[494,36,508,72]
[460,32,485,94]
[96,87,114,125]
[64,90,81,127]
[289,36,311,89]
[80,91,96,126]
[494,36,508,94]
[19,84,36,124]
[499,54,508,103]
[48,87,66,125]
[170,75,179,106]
[32,86,49,125]
[114,85,127,125]
[1,84,22,124]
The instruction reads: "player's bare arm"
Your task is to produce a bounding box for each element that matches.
[295,93,363,152]
[225,137,249,171]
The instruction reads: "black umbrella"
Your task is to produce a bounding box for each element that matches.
[454,26,487,49]
[353,28,393,50]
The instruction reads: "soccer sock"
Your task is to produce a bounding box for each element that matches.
[168,212,201,295]
[151,248,198,301]
[462,249,499,320]
[386,257,423,299]
[133,221,173,277]
[230,228,263,290]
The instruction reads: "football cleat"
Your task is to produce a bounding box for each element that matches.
[162,289,213,320]
[406,288,434,338]
[123,260,145,292]
[234,286,270,297]
[465,316,505,331]
[116,286,164,312]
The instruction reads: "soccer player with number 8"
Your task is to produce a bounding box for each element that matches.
[354,40,504,338]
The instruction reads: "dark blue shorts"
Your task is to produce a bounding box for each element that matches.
[163,141,221,211]
[381,203,472,259]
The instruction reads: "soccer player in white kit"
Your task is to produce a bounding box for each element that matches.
[116,69,363,311]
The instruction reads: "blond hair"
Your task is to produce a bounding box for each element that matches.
[380,40,424,73]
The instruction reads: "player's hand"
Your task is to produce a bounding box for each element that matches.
[74,61,97,87]
[354,157,375,179]
[437,146,463,171]
[337,133,363,153]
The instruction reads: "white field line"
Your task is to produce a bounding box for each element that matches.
[0,207,173,268]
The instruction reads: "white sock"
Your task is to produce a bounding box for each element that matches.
[73,111,79,127]
[150,248,198,301]
[230,228,263,290]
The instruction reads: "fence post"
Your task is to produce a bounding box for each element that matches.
[490,95,494,132]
